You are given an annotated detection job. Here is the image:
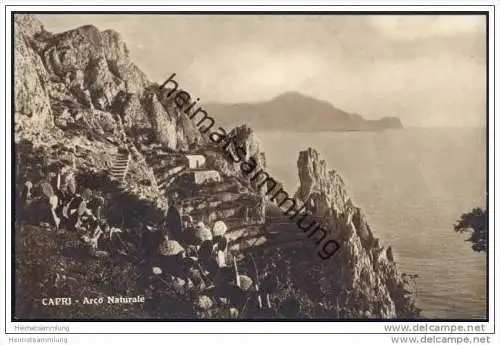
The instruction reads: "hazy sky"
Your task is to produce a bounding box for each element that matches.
[37,14,486,127]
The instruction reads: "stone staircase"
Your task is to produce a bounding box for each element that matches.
[109,151,131,184]
[134,143,312,254]
[138,145,189,196]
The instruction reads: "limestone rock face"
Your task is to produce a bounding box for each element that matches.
[175,112,203,151]
[14,14,44,37]
[157,88,206,151]
[14,14,202,152]
[295,148,417,318]
[223,125,267,189]
[145,92,178,150]
[229,125,265,169]
[203,125,259,172]
[42,25,126,108]
[120,92,149,128]
[14,15,53,133]
[100,29,149,94]
[296,148,349,215]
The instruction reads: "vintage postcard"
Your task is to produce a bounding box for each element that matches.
[11,11,488,324]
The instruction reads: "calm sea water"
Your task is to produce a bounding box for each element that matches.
[257,128,487,319]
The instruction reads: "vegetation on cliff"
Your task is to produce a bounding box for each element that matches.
[454,208,488,253]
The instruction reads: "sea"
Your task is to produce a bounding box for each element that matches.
[257,127,487,319]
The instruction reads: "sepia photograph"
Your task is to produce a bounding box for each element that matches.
[11,11,488,323]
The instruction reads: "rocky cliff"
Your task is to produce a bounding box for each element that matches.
[14,14,202,152]
[13,14,418,319]
[293,148,417,318]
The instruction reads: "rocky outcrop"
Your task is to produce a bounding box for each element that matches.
[205,125,267,192]
[157,88,206,151]
[100,29,149,95]
[119,92,149,128]
[15,14,44,37]
[144,91,178,149]
[295,148,349,216]
[228,125,266,170]
[14,15,53,133]
[294,148,417,318]
[41,24,148,106]
[14,14,206,153]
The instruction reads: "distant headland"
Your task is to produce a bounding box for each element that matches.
[203,91,404,132]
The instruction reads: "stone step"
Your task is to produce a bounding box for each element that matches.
[155,166,186,184]
[108,151,130,184]
[188,204,242,223]
[183,198,251,217]
[156,175,180,187]
[225,226,265,242]
[179,192,253,210]
[229,236,268,252]
[155,167,188,194]
[153,165,186,176]
[224,217,264,230]
[195,179,243,195]
[236,238,311,254]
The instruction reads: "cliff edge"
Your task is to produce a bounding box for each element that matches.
[293,148,418,318]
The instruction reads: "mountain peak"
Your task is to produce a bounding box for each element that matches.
[205,91,403,132]
[272,91,317,103]
[274,90,306,98]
